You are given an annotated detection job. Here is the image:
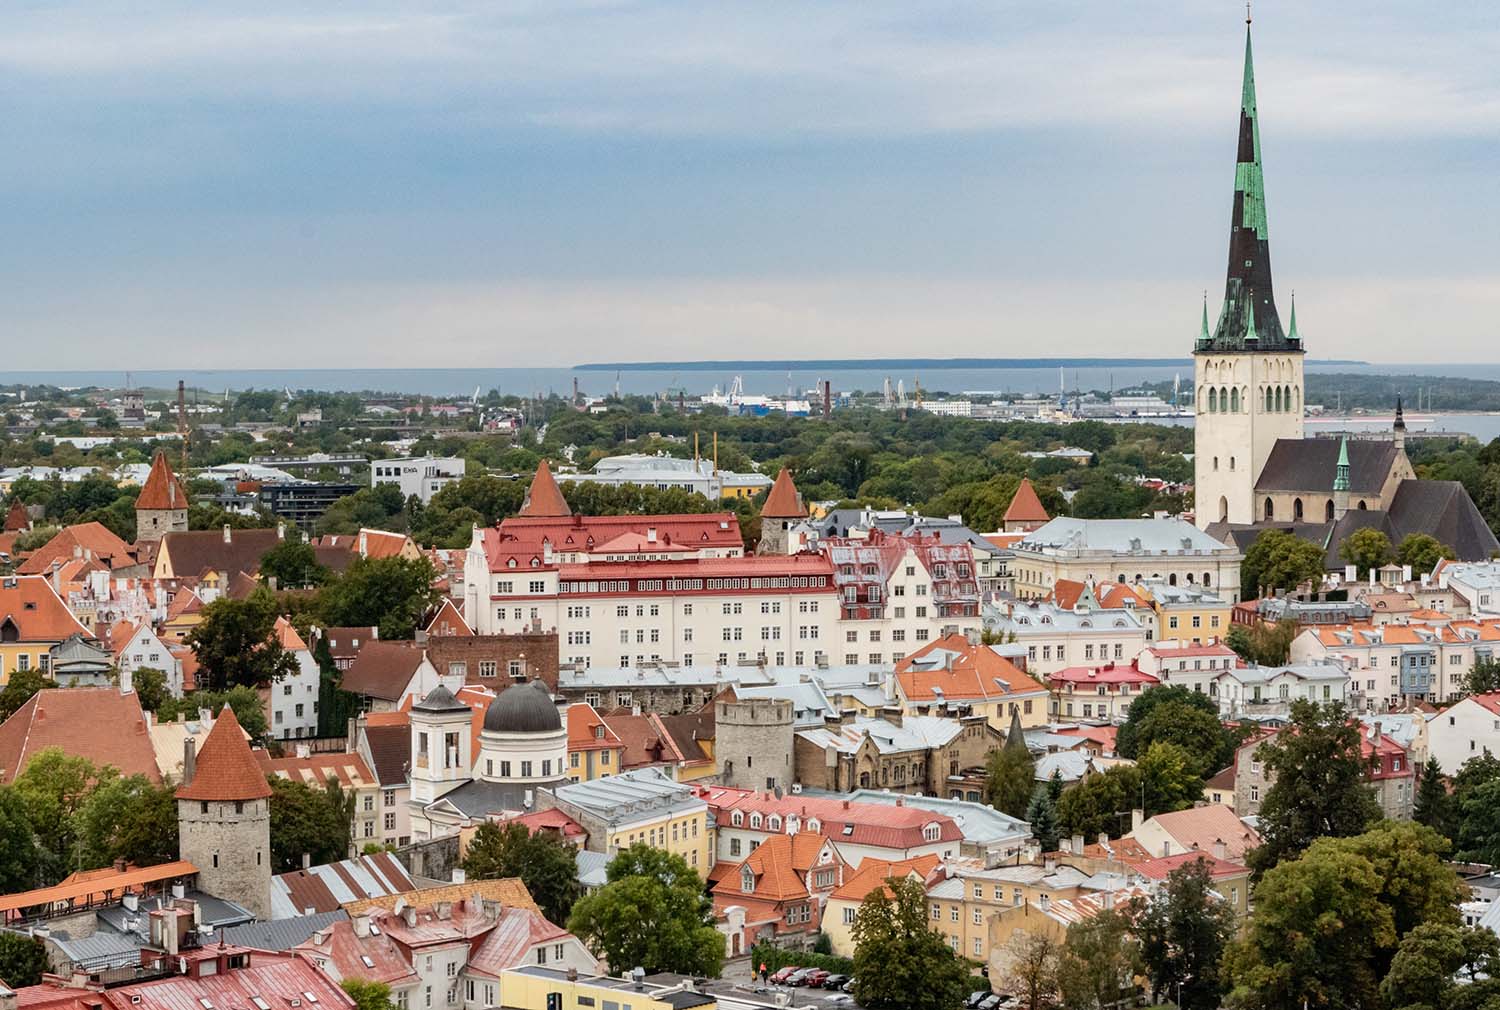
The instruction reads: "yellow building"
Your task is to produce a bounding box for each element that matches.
[543,767,715,874]
[893,633,1052,731]
[1144,582,1233,646]
[567,704,627,783]
[0,576,92,685]
[499,966,715,1010]
[823,855,943,957]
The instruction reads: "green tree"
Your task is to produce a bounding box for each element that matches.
[12,749,115,884]
[1056,908,1139,1010]
[1137,741,1205,816]
[1380,921,1500,1010]
[1240,529,1327,599]
[75,774,179,869]
[1002,932,1060,1010]
[985,739,1034,820]
[1223,619,1300,667]
[1225,821,1463,1010]
[1460,657,1500,696]
[1247,700,1381,876]
[259,537,328,588]
[1133,859,1236,1010]
[849,876,970,1010]
[1395,532,1456,577]
[0,667,58,722]
[0,933,50,988]
[1056,765,1144,841]
[1455,776,1500,864]
[316,484,408,537]
[1340,527,1394,580]
[1025,786,1060,853]
[267,776,348,872]
[185,588,299,693]
[1129,701,1239,780]
[340,978,398,1010]
[1412,757,1455,842]
[158,686,270,743]
[131,667,170,713]
[461,821,583,925]
[318,556,441,640]
[0,787,40,893]
[1115,686,1222,761]
[566,844,722,977]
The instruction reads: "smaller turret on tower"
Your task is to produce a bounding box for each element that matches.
[1393,395,1407,453]
[1332,436,1351,520]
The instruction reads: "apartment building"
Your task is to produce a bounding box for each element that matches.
[1291,618,1500,709]
[983,600,1150,680]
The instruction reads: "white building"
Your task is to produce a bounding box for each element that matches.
[1427,693,1500,774]
[1289,618,1500,710]
[582,454,772,499]
[268,617,321,740]
[983,601,1150,680]
[371,456,467,504]
[1441,562,1500,618]
[113,621,193,698]
[1135,641,1240,696]
[1211,662,1350,719]
[1011,517,1243,603]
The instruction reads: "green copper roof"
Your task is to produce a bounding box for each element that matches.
[1199,293,1211,342]
[1287,291,1299,341]
[1244,291,1259,343]
[1333,436,1351,492]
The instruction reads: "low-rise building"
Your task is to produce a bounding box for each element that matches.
[1425,692,1500,774]
[1010,517,1243,603]
[1212,662,1351,719]
[984,600,1151,680]
[1048,661,1161,722]
[1147,582,1234,645]
[1128,804,1262,862]
[793,712,998,796]
[1291,618,1500,709]
[1135,640,1239,696]
[540,767,715,872]
[567,702,626,782]
[821,854,943,956]
[499,965,715,1010]
[892,633,1050,730]
[1234,722,1414,820]
[265,616,322,739]
[0,685,161,785]
[841,790,1032,865]
[370,455,467,504]
[0,575,94,684]
[712,832,847,955]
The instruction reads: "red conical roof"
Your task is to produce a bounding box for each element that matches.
[1003,478,1050,524]
[3,499,28,533]
[136,452,189,512]
[519,460,572,518]
[761,468,807,519]
[175,707,272,802]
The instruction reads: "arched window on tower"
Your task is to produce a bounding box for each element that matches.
[1325,500,1335,521]
[1230,388,1241,412]
[1274,387,1283,413]
[1220,386,1229,412]
[1218,497,1228,522]
[1265,387,1274,413]
[1293,497,1304,520]
[1264,497,1274,521]
[1208,387,1218,412]
[1358,500,1368,511]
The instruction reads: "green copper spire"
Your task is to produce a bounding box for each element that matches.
[1244,290,1258,343]
[1333,436,1350,492]
[1287,290,1300,342]
[1199,291,1211,342]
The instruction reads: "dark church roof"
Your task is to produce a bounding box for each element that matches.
[1210,479,1499,575]
[1254,438,1398,495]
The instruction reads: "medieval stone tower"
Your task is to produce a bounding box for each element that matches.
[757,468,807,556]
[1193,19,1304,528]
[715,695,793,791]
[176,707,272,919]
[135,451,190,542]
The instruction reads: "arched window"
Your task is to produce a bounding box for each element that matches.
[1208,387,1218,412]
[1203,573,1212,587]
[1229,456,1236,470]
[1325,500,1335,521]
[1230,388,1241,412]
[1197,386,1206,412]
[1293,497,1304,520]
[1168,573,1177,586]
[1220,386,1230,412]
[1264,387,1273,413]
[1274,387,1283,413]
[768,815,782,832]
[749,812,763,829]
[1218,497,1228,522]
[1213,456,1219,472]
[1264,497,1274,520]
[1358,500,1368,511]
[807,818,820,833]
[731,811,743,827]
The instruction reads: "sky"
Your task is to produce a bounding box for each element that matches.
[2,1,1497,368]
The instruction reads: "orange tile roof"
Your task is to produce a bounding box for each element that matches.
[894,632,1046,703]
[713,833,838,902]
[135,451,190,511]
[1004,478,1050,524]
[519,460,571,518]
[567,703,623,751]
[359,528,412,559]
[425,597,472,637]
[175,707,273,801]
[0,686,161,785]
[16,522,135,575]
[1141,804,1261,860]
[273,616,308,651]
[342,876,538,916]
[0,575,91,641]
[257,749,375,789]
[1133,850,1249,881]
[0,859,198,915]
[830,854,941,901]
[761,468,807,520]
[1051,579,1088,611]
[3,499,28,533]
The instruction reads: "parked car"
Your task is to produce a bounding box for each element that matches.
[966,992,992,1008]
[803,970,831,988]
[825,995,854,1005]
[787,969,818,987]
[770,967,801,985]
[822,974,851,990]
[842,977,859,993]
[978,996,1003,1010]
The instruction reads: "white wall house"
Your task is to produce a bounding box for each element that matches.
[371,456,466,505]
[1427,694,1500,774]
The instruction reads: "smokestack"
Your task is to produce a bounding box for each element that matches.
[182,737,196,786]
[823,380,831,420]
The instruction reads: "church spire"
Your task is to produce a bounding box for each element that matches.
[1197,18,1294,353]
[1199,291,1211,343]
[1333,437,1350,493]
[1287,290,1300,341]
[1393,394,1406,432]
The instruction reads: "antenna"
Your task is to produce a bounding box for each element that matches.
[1246,0,1252,25]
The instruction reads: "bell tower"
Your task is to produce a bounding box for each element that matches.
[1194,14,1304,528]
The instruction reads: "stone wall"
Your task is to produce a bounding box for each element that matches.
[715,698,793,791]
[176,797,271,920]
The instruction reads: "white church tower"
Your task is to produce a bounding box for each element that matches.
[1194,16,1304,528]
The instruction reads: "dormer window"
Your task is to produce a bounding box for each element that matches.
[731,811,744,827]
[922,823,941,842]
[750,813,764,829]
[741,866,756,893]
[808,818,821,833]
[768,815,782,832]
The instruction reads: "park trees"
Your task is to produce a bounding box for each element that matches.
[1339,528,1394,581]
[461,821,583,925]
[1133,859,1236,1010]
[567,845,722,977]
[1240,529,1326,600]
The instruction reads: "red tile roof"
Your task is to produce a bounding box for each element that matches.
[1004,478,1050,524]
[1050,661,1161,686]
[425,597,472,637]
[135,452,189,511]
[713,833,839,903]
[1133,850,1249,881]
[3,499,29,533]
[519,460,571,518]
[829,854,941,901]
[175,707,273,801]
[0,687,160,785]
[16,522,135,575]
[694,785,963,849]
[567,703,623,751]
[548,554,833,596]
[506,807,586,840]
[894,633,1046,703]
[0,575,91,641]
[761,468,807,519]
[1140,805,1261,860]
[257,749,376,789]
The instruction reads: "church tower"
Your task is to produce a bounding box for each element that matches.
[1193,16,1304,528]
[135,451,190,542]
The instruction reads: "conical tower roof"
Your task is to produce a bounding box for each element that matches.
[175,707,272,802]
[3,499,29,533]
[136,451,189,512]
[519,460,572,518]
[1003,478,1051,526]
[761,468,807,519]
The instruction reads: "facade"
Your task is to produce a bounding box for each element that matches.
[983,601,1151,680]
[1135,641,1239,696]
[175,707,273,919]
[1047,661,1160,722]
[0,575,93,684]
[370,455,467,504]
[539,767,715,871]
[792,712,998,796]
[257,749,380,852]
[712,832,847,954]
[714,696,795,791]
[821,854,942,957]
[134,452,191,543]
[1147,582,1234,645]
[498,966,715,1010]
[1235,723,1414,820]
[892,633,1051,731]
[265,617,321,739]
[583,453,773,500]
[1011,517,1243,603]
[1291,618,1500,709]
[1211,662,1350,719]
[1427,692,1500,774]
[566,702,627,782]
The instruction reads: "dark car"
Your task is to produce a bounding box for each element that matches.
[786,969,817,987]
[770,967,800,985]
[822,974,851,991]
[966,992,991,1009]
[803,970,831,988]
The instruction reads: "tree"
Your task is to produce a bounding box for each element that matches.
[1460,656,1500,697]
[1240,529,1327,600]
[1412,757,1455,841]
[1123,698,1237,777]
[849,876,970,1010]
[1056,765,1143,841]
[566,844,722,977]
[131,667,170,713]
[1115,685,1221,760]
[1380,921,1500,1010]
[1223,619,1300,667]
[159,686,270,743]
[1339,527,1394,580]
[318,556,440,640]
[0,667,58,722]
[267,776,348,872]
[1002,932,1060,1010]
[985,724,1034,819]
[0,787,39,894]
[1133,859,1236,1010]
[12,749,115,885]
[75,774,179,870]
[462,821,583,925]
[1225,821,1463,1010]
[0,933,50,989]
[340,979,398,1010]
[1247,700,1381,876]
[1056,908,1139,1010]
[259,538,328,589]
[1396,532,1456,577]
[1024,786,1060,854]
[1455,776,1500,864]
[185,588,299,693]
[1137,741,1205,816]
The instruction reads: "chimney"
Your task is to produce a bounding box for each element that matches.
[352,914,371,938]
[1043,855,1056,872]
[436,901,453,920]
[182,738,196,786]
[1130,808,1144,833]
[1071,834,1084,854]
[451,868,467,885]
[119,665,133,696]
[222,524,232,544]
[301,852,311,871]
[1212,838,1227,861]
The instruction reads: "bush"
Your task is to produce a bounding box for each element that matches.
[750,943,854,976]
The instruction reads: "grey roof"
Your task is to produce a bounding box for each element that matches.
[1034,751,1092,783]
[218,910,349,951]
[796,716,962,756]
[95,891,253,934]
[47,929,149,970]
[429,776,564,819]
[548,767,704,827]
[985,601,1146,635]
[1015,517,1236,556]
[485,679,563,733]
[412,684,468,713]
[575,850,611,889]
[839,789,1031,846]
[1255,438,1398,494]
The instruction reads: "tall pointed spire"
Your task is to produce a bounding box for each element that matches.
[519,460,571,518]
[1393,394,1406,432]
[1287,290,1300,342]
[1333,437,1351,493]
[1199,291,1211,343]
[1198,18,1294,353]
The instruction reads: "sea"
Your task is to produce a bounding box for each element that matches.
[8,360,1500,441]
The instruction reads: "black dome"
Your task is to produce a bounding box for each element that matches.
[484,680,562,734]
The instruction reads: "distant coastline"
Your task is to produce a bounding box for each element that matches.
[577,357,1368,372]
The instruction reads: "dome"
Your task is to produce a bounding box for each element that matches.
[484,680,562,734]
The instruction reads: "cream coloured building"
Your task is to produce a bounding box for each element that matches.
[1011,517,1242,604]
